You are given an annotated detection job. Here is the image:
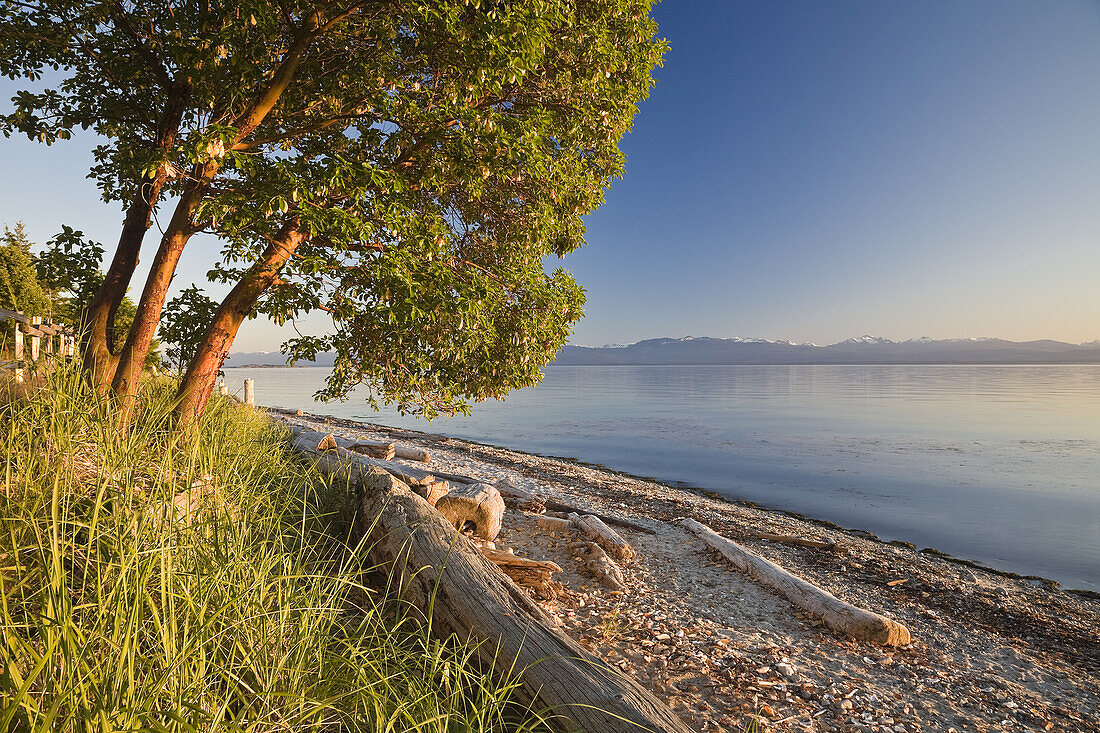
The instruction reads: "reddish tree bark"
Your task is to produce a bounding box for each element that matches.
[174,222,306,427]
[110,172,211,425]
[81,80,190,389]
[109,24,319,425]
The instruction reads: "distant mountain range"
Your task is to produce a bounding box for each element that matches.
[552,336,1100,365]
[227,336,1100,367]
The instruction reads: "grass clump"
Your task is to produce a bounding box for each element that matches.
[0,364,547,732]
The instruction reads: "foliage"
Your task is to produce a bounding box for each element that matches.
[2,1,665,417]
[161,284,220,373]
[0,364,550,731]
[34,224,105,324]
[29,224,163,368]
[0,223,49,316]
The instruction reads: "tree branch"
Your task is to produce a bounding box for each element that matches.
[109,3,173,89]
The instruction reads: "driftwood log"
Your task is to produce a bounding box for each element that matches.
[569,512,636,561]
[285,425,690,732]
[352,439,431,463]
[351,440,396,461]
[434,482,505,540]
[536,515,575,534]
[479,546,562,598]
[496,483,656,536]
[681,518,910,646]
[750,530,839,551]
[570,541,626,590]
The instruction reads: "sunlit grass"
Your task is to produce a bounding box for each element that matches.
[0,363,548,732]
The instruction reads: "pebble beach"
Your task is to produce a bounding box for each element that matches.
[284,409,1100,732]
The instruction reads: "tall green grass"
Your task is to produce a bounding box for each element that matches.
[0,363,548,732]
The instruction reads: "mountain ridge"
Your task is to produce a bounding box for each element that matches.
[226,335,1100,367]
[552,335,1100,365]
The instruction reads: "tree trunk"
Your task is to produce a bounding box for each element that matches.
[81,80,190,389]
[112,36,316,423]
[110,178,207,425]
[174,222,305,427]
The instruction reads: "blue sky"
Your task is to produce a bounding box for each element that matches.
[2,0,1098,351]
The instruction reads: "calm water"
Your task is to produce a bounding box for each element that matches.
[224,364,1100,590]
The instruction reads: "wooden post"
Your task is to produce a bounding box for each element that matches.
[243,378,255,406]
[43,319,54,355]
[12,318,23,383]
[218,381,228,396]
[29,317,40,363]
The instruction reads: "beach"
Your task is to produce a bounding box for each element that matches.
[283,409,1100,732]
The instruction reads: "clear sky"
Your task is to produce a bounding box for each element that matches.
[2,0,1098,351]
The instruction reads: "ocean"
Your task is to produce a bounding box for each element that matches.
[222,363,1100,591]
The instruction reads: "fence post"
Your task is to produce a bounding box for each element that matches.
[13,315,23,383]
[218,381,228,396]
[44,318,54,355]
[29,316,41,363]
[243,378,255,406]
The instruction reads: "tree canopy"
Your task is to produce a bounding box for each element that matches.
[0,223,49,315]
[35,225,105,324]
[2,0,665,423]
[160,285,219,373]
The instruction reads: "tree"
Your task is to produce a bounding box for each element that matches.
[35,225,105,326]
[32,225,163,369]
[0,223,48,315]
[160,285,219,373]
[2,1,665,426]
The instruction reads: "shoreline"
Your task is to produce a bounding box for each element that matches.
[280,406,1100,732]
[291,407,1094,598]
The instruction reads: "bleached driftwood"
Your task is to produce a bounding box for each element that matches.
[480,546,562,598]
[351,438,430,463]
[536,515,575,534]
[570,541,626,590]
[680,518,910,646]
[394,445,431,462]
[351,440,397,460]
[284,425,690,733]
[272,417,440,485]
[750,530,838,551]
[410,480,450,506]
[435,482,505,541]
[569,512,635,561]
[493,483,655,536]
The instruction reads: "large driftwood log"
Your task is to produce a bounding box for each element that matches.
[680,518,910,646]
[285,425,690,732]
[569,512,636,561]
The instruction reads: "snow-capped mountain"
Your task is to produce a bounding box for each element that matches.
[551,336,1100,365]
